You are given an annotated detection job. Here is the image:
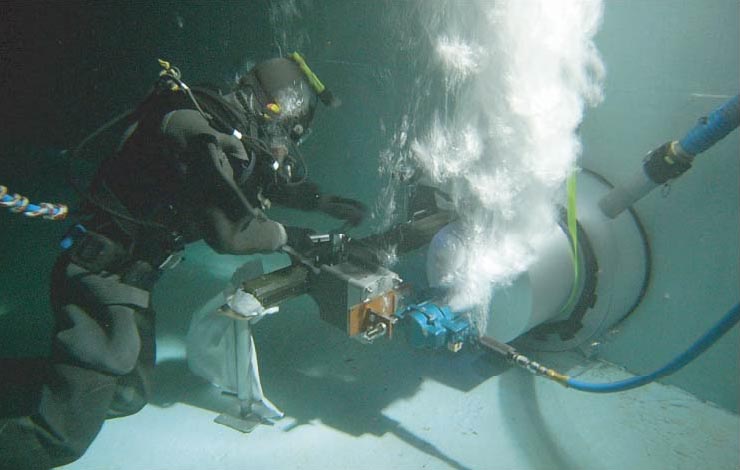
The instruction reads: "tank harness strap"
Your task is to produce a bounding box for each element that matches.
[66,179,185,273]
[188,87,259,187]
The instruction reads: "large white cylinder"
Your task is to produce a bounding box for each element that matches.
[426,170,650,351]
[484,224,576,343]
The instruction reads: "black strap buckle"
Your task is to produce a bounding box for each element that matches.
[68,230,130,273]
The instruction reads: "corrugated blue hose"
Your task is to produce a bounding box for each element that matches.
[679,94,739,156]
[567,303,740,393]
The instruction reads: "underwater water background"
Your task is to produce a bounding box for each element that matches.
[0,0,737,427]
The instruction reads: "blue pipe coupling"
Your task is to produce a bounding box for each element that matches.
[396,301,473,351]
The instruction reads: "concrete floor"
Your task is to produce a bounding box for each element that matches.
[59,248,739,470]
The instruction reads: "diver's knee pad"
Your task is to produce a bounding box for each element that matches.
[106,366,150,419]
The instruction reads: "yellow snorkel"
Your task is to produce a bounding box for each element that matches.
[289,51,341,107]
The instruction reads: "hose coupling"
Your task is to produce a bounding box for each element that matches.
[643,140,693,184]
[510,352,569,385]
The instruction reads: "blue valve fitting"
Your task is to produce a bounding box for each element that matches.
[396,301,472,351]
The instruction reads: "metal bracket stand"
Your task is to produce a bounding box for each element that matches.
[215,314,284,433]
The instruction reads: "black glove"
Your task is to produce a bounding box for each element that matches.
[284,226,316,254]
[318,195,367,227]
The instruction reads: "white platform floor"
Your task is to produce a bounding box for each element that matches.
[58,250,739,470]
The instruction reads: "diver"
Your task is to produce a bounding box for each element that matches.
[0,54,366,469]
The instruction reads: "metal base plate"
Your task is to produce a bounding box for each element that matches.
[214,412,262,433]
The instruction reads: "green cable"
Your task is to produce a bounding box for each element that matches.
[559,172,581,315]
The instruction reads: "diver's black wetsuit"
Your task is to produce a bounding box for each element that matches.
[0,97,314,469]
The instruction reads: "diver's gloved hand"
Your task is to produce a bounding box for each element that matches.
[318,195,367,227]
[284,226,316,254]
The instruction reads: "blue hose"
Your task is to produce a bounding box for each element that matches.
[679,95,739,156]
[567,303,740,393]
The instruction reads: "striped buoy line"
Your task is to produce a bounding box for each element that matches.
[0,185,68,220]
